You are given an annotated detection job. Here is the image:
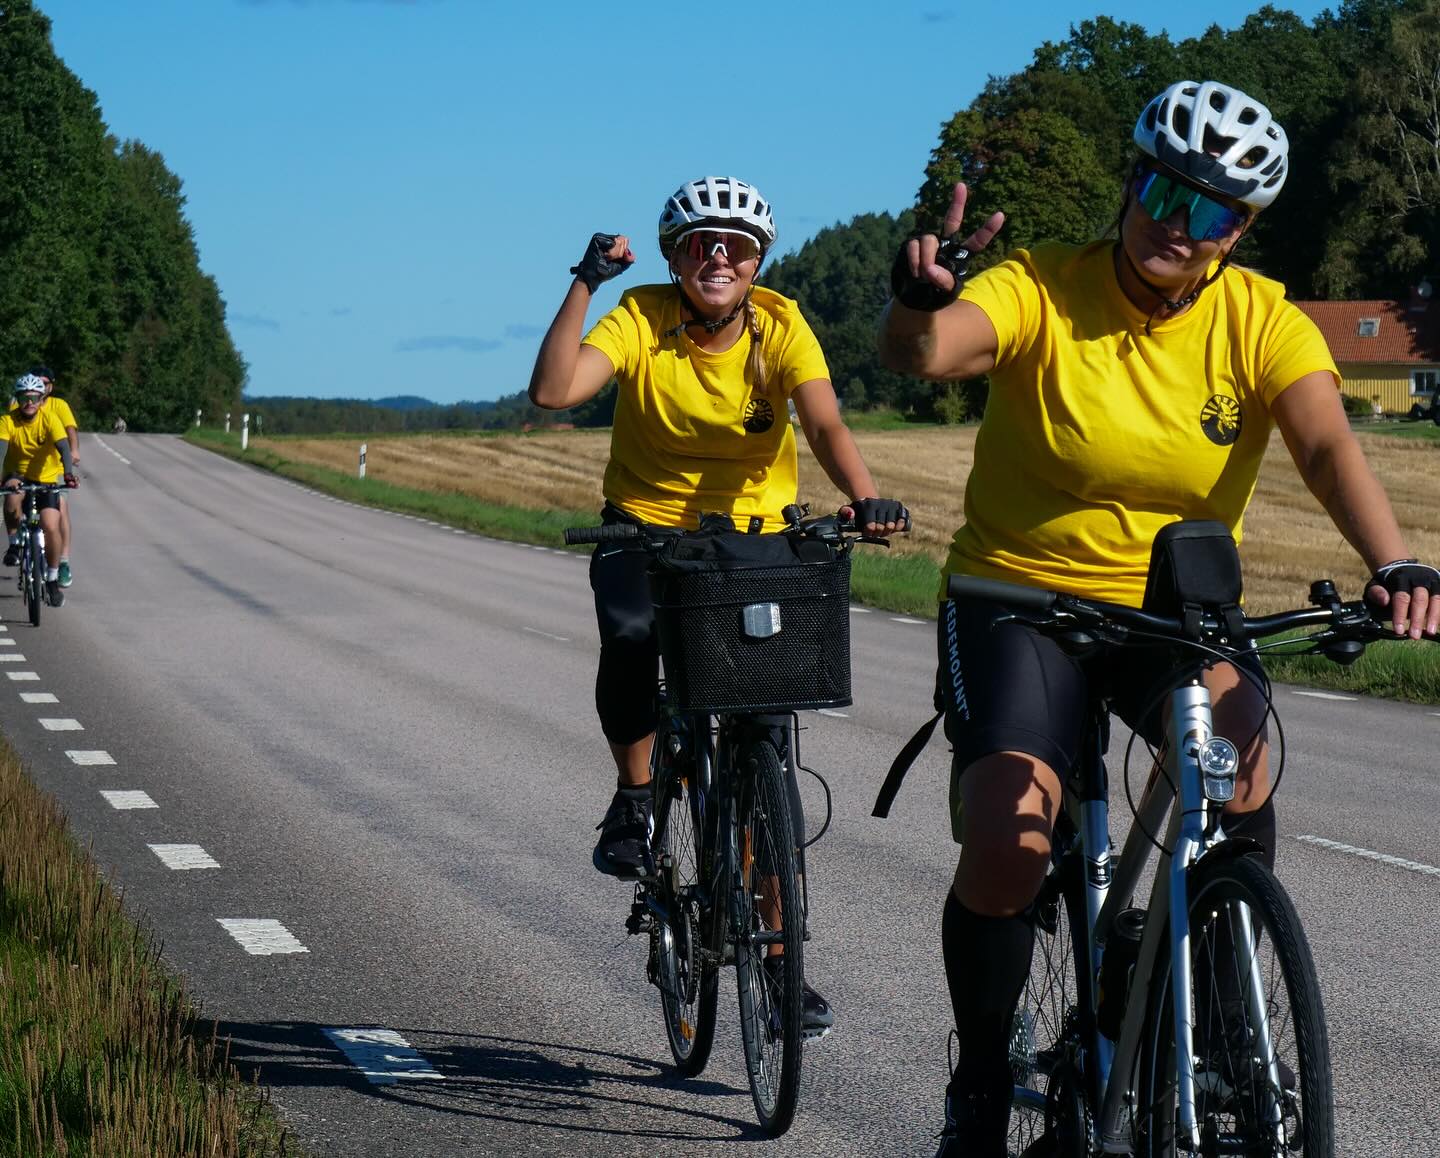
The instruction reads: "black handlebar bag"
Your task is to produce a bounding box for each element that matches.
[649,526,852,714]
[1141,519,1245,640]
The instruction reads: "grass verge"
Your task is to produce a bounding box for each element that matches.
[0,737,293,1156]
[188,429,1440,704]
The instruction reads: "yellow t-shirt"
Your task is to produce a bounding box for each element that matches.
[947,241,1340,606]
[581,284,829,530]
[0,408,69,483]
[6,397,76,479]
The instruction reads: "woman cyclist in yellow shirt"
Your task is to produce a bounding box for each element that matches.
[879,81,1439,1155]
[530,175,908,1036]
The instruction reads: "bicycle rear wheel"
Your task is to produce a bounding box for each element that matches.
[1010,848,1092,1155]
[1136,852,1333,1156]
[25,534,43,627]
[732,737,804,1136]
[652,731,719,1075]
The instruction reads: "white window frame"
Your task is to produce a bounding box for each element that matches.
[1357,317,1380,337]
[1411,369,1438,396]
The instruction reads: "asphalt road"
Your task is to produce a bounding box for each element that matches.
[1,433,1436,1157]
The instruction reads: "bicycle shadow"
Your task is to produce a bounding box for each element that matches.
[211,1018,773,1143]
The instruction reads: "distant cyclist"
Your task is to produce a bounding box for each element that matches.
[10,365,79,588]
[880,80,1439,1154]
[0,374,79,606]
[529,175,908,1038]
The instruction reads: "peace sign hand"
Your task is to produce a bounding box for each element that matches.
[890,183,1005,312]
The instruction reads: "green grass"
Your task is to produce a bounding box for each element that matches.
[188,428,1440,704]
[1353,419,1440,441]
[0,737,294,1157]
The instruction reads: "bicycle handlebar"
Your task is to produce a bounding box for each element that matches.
[564,508,878,549]
[946,572,1433,656]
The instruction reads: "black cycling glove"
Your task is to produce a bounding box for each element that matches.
[1367,558,1440,599]
[851,497,911,530]
[890,235,972,312]
[570,233,632,294]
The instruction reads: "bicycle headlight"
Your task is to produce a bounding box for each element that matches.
[1197,737,1239,802]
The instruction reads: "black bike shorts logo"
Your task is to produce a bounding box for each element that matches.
[1200,395,1242,446]
[742,398,775,433]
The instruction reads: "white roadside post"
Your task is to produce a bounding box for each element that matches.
[224,412,231,434]
[359,443,367,480]
[241,413,250,451]
[194,409,202,428]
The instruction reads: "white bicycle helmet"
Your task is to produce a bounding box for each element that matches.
[1134,81,1289,210]
[658,176,777,258]
[13,374,46,398]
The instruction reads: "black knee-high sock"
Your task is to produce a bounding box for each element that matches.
[1224,797,1277,872]
[942,891,1035,1151]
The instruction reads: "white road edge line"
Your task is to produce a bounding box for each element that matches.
[101,790,158,810]
[1291,690,1357,701]
[217,919,309,955]
[890,617,927,625]
[816,708,849,718]
[523,627,570,642]
[1294,835,1440,878]
[149,844,220,870]
[321,1028,445,1085]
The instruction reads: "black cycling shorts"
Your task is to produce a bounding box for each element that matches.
[3,478,62,511]
[936,596,1263,842]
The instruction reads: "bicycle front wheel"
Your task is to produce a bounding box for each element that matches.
[1136,852,1333,1156]
[732,738,804,1136]
[653,745,718,1075]
[25,534,43,627]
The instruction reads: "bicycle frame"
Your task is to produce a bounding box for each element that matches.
[1055,680,1282,1154]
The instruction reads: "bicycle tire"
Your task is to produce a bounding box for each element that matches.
[1135,852,1333,1156]
[652,733,719,1075]
[1009,846,1092,1156]
[26,532,43,627]
[732,737,804,1136]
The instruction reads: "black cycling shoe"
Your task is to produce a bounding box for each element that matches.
[45,580,64,607]
[2,546,18,567]
[801,981,835,1040]
[934,1081,1012,1158]
[592,786,652,879]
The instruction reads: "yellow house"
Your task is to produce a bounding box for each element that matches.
[1293,285,1440,414]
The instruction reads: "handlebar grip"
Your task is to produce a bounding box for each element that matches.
[946,574,1058,612]
[564,523,641,546]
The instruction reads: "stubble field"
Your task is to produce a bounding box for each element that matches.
[254,425,1439,614]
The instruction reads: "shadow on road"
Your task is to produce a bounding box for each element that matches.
[213,1018,773,1143]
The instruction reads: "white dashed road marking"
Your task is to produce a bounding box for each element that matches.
[0,654,29,663]
[66,750,116,766]
[39,718,83,731]
[817,709,850,718]
[523,627,570,642]
[217,919,309,955]
[6,672,39,682]
[93,434,132,466]
[0,638,16,646]
[890,617,927,625]
[322,1028,445,1085]
[850,607,872,614]
[1292,690,1357,701]
[20,692,57,703]
[149,844,220,870]
[1295,835,1440,879]
[101,790,158,810]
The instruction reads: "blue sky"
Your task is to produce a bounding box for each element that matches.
[43,0,1336,406]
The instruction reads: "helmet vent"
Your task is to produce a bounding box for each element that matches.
[1174,106,1191,139]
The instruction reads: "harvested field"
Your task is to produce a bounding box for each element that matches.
[256,426,1438,613]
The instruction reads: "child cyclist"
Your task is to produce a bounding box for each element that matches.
[0,374,79,606]
[880,81,1438,1154]
[530,175,908,1036]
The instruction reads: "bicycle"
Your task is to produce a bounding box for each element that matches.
[565,505,882,1135]
[876,525,1433,1156]
[11,482,64,627]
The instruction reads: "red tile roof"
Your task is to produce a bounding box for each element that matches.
[1293,299,1440,364]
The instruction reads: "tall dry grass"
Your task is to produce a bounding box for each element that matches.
[0,740,291,1157]
[259,426,1438,612]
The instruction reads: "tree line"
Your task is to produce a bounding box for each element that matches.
[0,1,244,433]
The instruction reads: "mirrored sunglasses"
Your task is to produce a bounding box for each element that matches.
[680,229,762,264]
[1135,168,1248,242]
